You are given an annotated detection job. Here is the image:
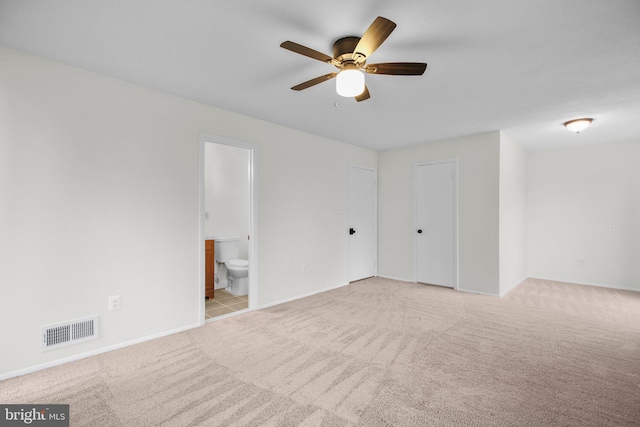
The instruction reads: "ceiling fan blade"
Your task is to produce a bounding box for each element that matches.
[365,62,427,75]
[280,41,333,63]
[353,17,396,61]
[291,72,338,91]
[355,85,371,102]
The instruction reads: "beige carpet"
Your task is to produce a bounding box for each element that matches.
[2,277,640,426]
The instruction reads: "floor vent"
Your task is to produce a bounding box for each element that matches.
[41,316,98,351]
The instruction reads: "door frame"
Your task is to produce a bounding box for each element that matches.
[199,133,258,324]
[347,164,378,282]
[413,158,458,289]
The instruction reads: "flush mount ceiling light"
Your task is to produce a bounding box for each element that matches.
[564,118,593,133]
[336,64,365,97]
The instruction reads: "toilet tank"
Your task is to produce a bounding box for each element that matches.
[214,237,241,262]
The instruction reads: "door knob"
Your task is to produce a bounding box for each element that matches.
[417,229,423,234]
[349,228,356,235]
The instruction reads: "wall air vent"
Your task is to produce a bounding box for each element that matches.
[41,316,98,352]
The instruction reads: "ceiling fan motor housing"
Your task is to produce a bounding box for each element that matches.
[333,36,361,64]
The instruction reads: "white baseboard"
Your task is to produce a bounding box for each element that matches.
[529,276,640,293]
[499,276,529,297]
[457,287,501,297]
[0,322,201,381]
[376,274,413,283]
[257,282,350,310]
[378,275,501,296]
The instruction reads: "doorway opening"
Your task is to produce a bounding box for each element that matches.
[199,134,257,323]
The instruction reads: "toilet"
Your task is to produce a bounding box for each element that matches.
[214,236,249,296]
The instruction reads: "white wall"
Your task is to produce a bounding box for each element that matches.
[499,132,528,295]
[204,142,250,259]
[378,132,501,295]
[527,140,640,290]
[0,46,377,377]
[4,42,636,379]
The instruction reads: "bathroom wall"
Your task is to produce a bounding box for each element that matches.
[204,142,250,260]
[0,46,377,378]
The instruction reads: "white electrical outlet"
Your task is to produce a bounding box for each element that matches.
[108,295,121,311]
[576,259,585,266]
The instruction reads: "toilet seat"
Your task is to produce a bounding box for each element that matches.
[226,259,249,269]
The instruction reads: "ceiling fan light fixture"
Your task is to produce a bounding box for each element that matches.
[336,68,365,97]
[564,118,593,133]
[281,16,427,101]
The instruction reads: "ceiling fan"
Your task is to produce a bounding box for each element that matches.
[280,16,427,102]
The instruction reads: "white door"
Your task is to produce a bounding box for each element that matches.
[348,166,376,282]
[415,161,457,288]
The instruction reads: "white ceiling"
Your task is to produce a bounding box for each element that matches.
[1,0,639,151]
